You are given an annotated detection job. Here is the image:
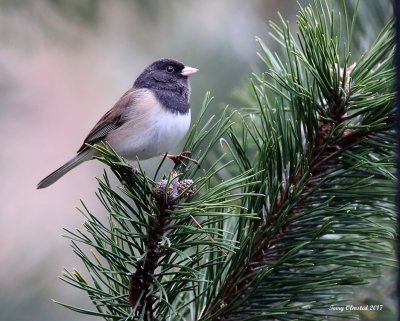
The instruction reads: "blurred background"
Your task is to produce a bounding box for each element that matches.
[0,1,393,321]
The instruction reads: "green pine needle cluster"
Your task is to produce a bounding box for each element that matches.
[57,95,260,320]
[56,1,396,320]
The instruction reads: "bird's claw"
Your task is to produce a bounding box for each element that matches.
[164,151,200,168]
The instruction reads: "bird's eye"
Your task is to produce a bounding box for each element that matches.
[166,66,175,73]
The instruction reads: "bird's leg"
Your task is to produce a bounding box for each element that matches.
[163,151,200,168]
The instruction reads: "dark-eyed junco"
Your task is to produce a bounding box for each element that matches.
[37,58,198,189]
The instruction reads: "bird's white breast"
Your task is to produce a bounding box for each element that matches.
[142,108,191,158]
[106,90,191,160]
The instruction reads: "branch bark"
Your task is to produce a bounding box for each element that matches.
[205,88,357,320]
[128,185,174,321]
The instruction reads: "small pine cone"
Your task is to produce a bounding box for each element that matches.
[177,179,196,198]
[154,179,174,199]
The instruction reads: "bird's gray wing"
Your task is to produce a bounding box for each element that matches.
[76,88,137,153]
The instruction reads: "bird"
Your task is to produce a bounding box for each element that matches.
[37,58,198,189]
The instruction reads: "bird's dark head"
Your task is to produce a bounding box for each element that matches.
[134,58,198,92]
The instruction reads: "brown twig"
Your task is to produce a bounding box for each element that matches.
[128,188,174,320]
[205,90,355,320]
[128,174,195,320]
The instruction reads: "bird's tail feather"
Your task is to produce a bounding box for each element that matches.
[37,150,93,189]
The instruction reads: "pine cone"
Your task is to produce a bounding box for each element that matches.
[154,179,174,199]
[177,179,196,198]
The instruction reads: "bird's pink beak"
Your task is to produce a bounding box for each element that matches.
[181,66,199,77]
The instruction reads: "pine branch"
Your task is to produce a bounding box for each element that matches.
[199,2,395,320]
[128,171,180,320]
[56,94,259,321]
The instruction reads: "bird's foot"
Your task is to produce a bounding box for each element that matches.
[164,151,200,168]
